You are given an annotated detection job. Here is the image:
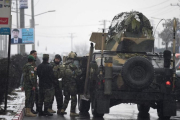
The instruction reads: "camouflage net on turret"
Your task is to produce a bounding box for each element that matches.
[106,11,154,51]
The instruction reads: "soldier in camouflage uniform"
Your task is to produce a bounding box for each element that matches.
[30,50,38,114]
[37,54,54,116]
[60,51,82,116]
[23,55,37,117]
[49,54,65,114]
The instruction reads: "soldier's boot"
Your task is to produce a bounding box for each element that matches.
[38,107,44,116]
[70,112,79,117]
[57,109,67,115]
[48,108,56,113]
[25,108,36,117]
[59,109,67,115]
[31,108,38,114]
[44,107,53,116]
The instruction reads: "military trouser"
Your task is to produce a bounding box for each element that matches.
[25,87,35,108]
[31,88,38,110]
[38,87,53,108]
[50,86,63,110]
[62,83,77,113]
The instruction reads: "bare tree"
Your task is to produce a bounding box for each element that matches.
[158,18,180,49]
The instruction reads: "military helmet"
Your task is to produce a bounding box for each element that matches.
[55,54,62,61]
[68,51,77,59]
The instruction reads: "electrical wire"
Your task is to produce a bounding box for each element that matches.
[150,7,176,16]
[146,6,174,16]
[35,24,100,28]
[34,0,40,7]
[137,0,170,10]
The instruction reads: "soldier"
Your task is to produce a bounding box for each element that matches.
[49,54,65,114]
[37,54,54,116]
[23,55,37,117]
[60,51,82,116]
[30,50,38,114]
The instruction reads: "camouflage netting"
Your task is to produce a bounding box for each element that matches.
[106,11,154,51]
[0,54,41,104]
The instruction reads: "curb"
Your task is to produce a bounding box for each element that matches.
[11,98,25,120]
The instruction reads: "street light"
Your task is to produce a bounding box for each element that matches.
[151,17,167,36]
[170,3,180,7]
[30,10,55,50]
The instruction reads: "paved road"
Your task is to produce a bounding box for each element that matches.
[23,100,180,120]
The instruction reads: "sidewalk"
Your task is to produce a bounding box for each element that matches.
[0,88,25,120]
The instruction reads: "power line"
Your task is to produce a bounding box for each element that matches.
[35,24,100,28]
[36,34,67,38]
[152,7,175,16]
[144,5,170,15]
[146,6,173,16]
[34,0,41,7]
[137,0,170,10]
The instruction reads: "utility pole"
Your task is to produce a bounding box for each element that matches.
[16,0,20,54]
[20,8,25,54]
[68,33,76,51]
[4,35,7,57]
[0,36,2,52]
[31,0,35,50]
[99,20,110,33]
[157,32,160,48]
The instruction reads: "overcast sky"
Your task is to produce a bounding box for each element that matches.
[10,0,180,55]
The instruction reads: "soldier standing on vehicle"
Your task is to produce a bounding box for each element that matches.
[37,54,54,116]
[60,51,82,116]
[49,54,65,114]
[23,55,37,117]
[30,50,38,114]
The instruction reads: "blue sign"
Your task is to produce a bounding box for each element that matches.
[11,28,34,44]
[0,27,10,35]
[19,0,28,9]
[22,28,34,44]
[0,4,2,8]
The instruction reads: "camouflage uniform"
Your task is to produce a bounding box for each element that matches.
[31,60,38,112]
[23,63,36,108]
[37,54,54,116]
[61,60,82,113]
[49,61,63,111]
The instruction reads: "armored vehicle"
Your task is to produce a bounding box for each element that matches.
[78,11,179,120]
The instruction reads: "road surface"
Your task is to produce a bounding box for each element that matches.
[23,99,180,120]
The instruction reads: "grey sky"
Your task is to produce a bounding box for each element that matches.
[10,0,180,55]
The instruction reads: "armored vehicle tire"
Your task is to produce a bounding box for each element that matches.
[157,103,171,120]
[78,99,90,113]
[121,56,154,89]
[137,104,150,113]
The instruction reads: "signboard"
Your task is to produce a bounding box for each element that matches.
[11,28,34,44]
[0,0,11,35]
[19,0,28,9]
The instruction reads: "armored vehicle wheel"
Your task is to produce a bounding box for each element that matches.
[137,104,150,113]
[78,98,90,113]
[91,99,104,117]
[121,56,154,89]
[157,102,171,120]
